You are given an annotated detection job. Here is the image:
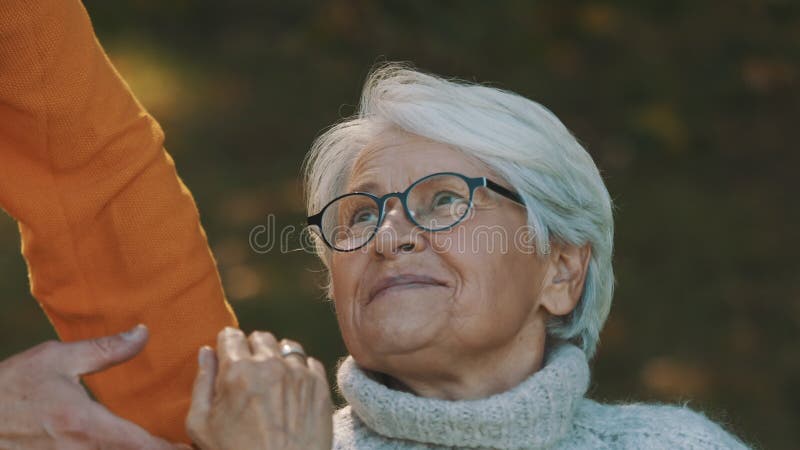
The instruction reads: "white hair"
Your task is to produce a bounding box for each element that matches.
[302,63,615,360]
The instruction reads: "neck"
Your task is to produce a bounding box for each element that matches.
[379,320,548,400]
[336,340,591,449]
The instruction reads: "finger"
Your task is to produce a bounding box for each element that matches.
[279,338,307,368]
[306,356,333,440]
[186,346,218,434]
[277,339,306,435]
[54,324,149,377]
[248,331,279,360]
[307,357,330,391]
[308,357,332,416]
[216,326,250,366]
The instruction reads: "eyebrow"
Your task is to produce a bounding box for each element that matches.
[349,181,381,194]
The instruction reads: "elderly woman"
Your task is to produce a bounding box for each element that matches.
[186,65,750,450]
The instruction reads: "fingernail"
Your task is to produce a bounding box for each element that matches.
[198,346,211,366]
[120,324,146,341]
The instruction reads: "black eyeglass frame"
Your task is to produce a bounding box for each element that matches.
[306,171,525,252]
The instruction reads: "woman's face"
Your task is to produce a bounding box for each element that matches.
[330,128,557,378]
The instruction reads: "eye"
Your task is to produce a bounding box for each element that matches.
[350,208,378,225]
[432,191,465,207]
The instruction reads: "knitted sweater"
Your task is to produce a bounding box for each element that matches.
[334,343,750,449]
[0,0,237,442]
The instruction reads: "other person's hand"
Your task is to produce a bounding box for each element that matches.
[186,328,333,450]
[0,325,190,449]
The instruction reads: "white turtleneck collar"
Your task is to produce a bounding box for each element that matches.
[336,342,590,449]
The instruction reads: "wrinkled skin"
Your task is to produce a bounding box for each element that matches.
[186,328,332,450]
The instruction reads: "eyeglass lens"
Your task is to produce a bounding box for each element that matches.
[321,173,472,251]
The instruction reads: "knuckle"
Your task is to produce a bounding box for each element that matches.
[261,357,288,380]
[251,330,276,342]
[222,361,246,384]
[217,326,243,342]
[224,326,244,337]
[222,359,257,388]
[90,336,118,359]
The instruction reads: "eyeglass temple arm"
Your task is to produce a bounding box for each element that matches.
[484,179,525,205]
[307,211,322,227]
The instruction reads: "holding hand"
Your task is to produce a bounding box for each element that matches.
[186,328,333,450]
[0,325,189,450]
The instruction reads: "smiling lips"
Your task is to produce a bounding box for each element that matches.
[368,274,448,303]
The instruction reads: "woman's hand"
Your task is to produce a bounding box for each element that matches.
[186,328,333,450]
[0,325,189,449]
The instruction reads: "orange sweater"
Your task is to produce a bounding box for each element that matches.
[0,0,237,443]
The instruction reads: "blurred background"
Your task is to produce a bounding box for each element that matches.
[1,1,797,448]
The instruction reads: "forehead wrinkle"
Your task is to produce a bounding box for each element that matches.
[347,161,394,196]
[345,129,501,197]
[346,138,408,195]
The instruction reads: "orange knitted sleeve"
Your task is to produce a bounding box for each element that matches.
[0,0,237,443]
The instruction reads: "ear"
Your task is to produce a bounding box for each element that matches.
[539,242,592,316]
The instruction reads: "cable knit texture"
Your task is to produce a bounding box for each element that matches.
[335,342,751,449]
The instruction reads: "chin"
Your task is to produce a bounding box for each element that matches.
[347,322,442,367]
[360,290,451,329]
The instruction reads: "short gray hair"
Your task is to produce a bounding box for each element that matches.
[303,63,615,359]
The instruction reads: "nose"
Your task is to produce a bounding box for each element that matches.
[373,196,425,257]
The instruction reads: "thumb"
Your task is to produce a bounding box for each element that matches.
[55,324,149,377]
[186,346,217,441]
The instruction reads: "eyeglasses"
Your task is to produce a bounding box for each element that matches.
[307,172,525,252]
